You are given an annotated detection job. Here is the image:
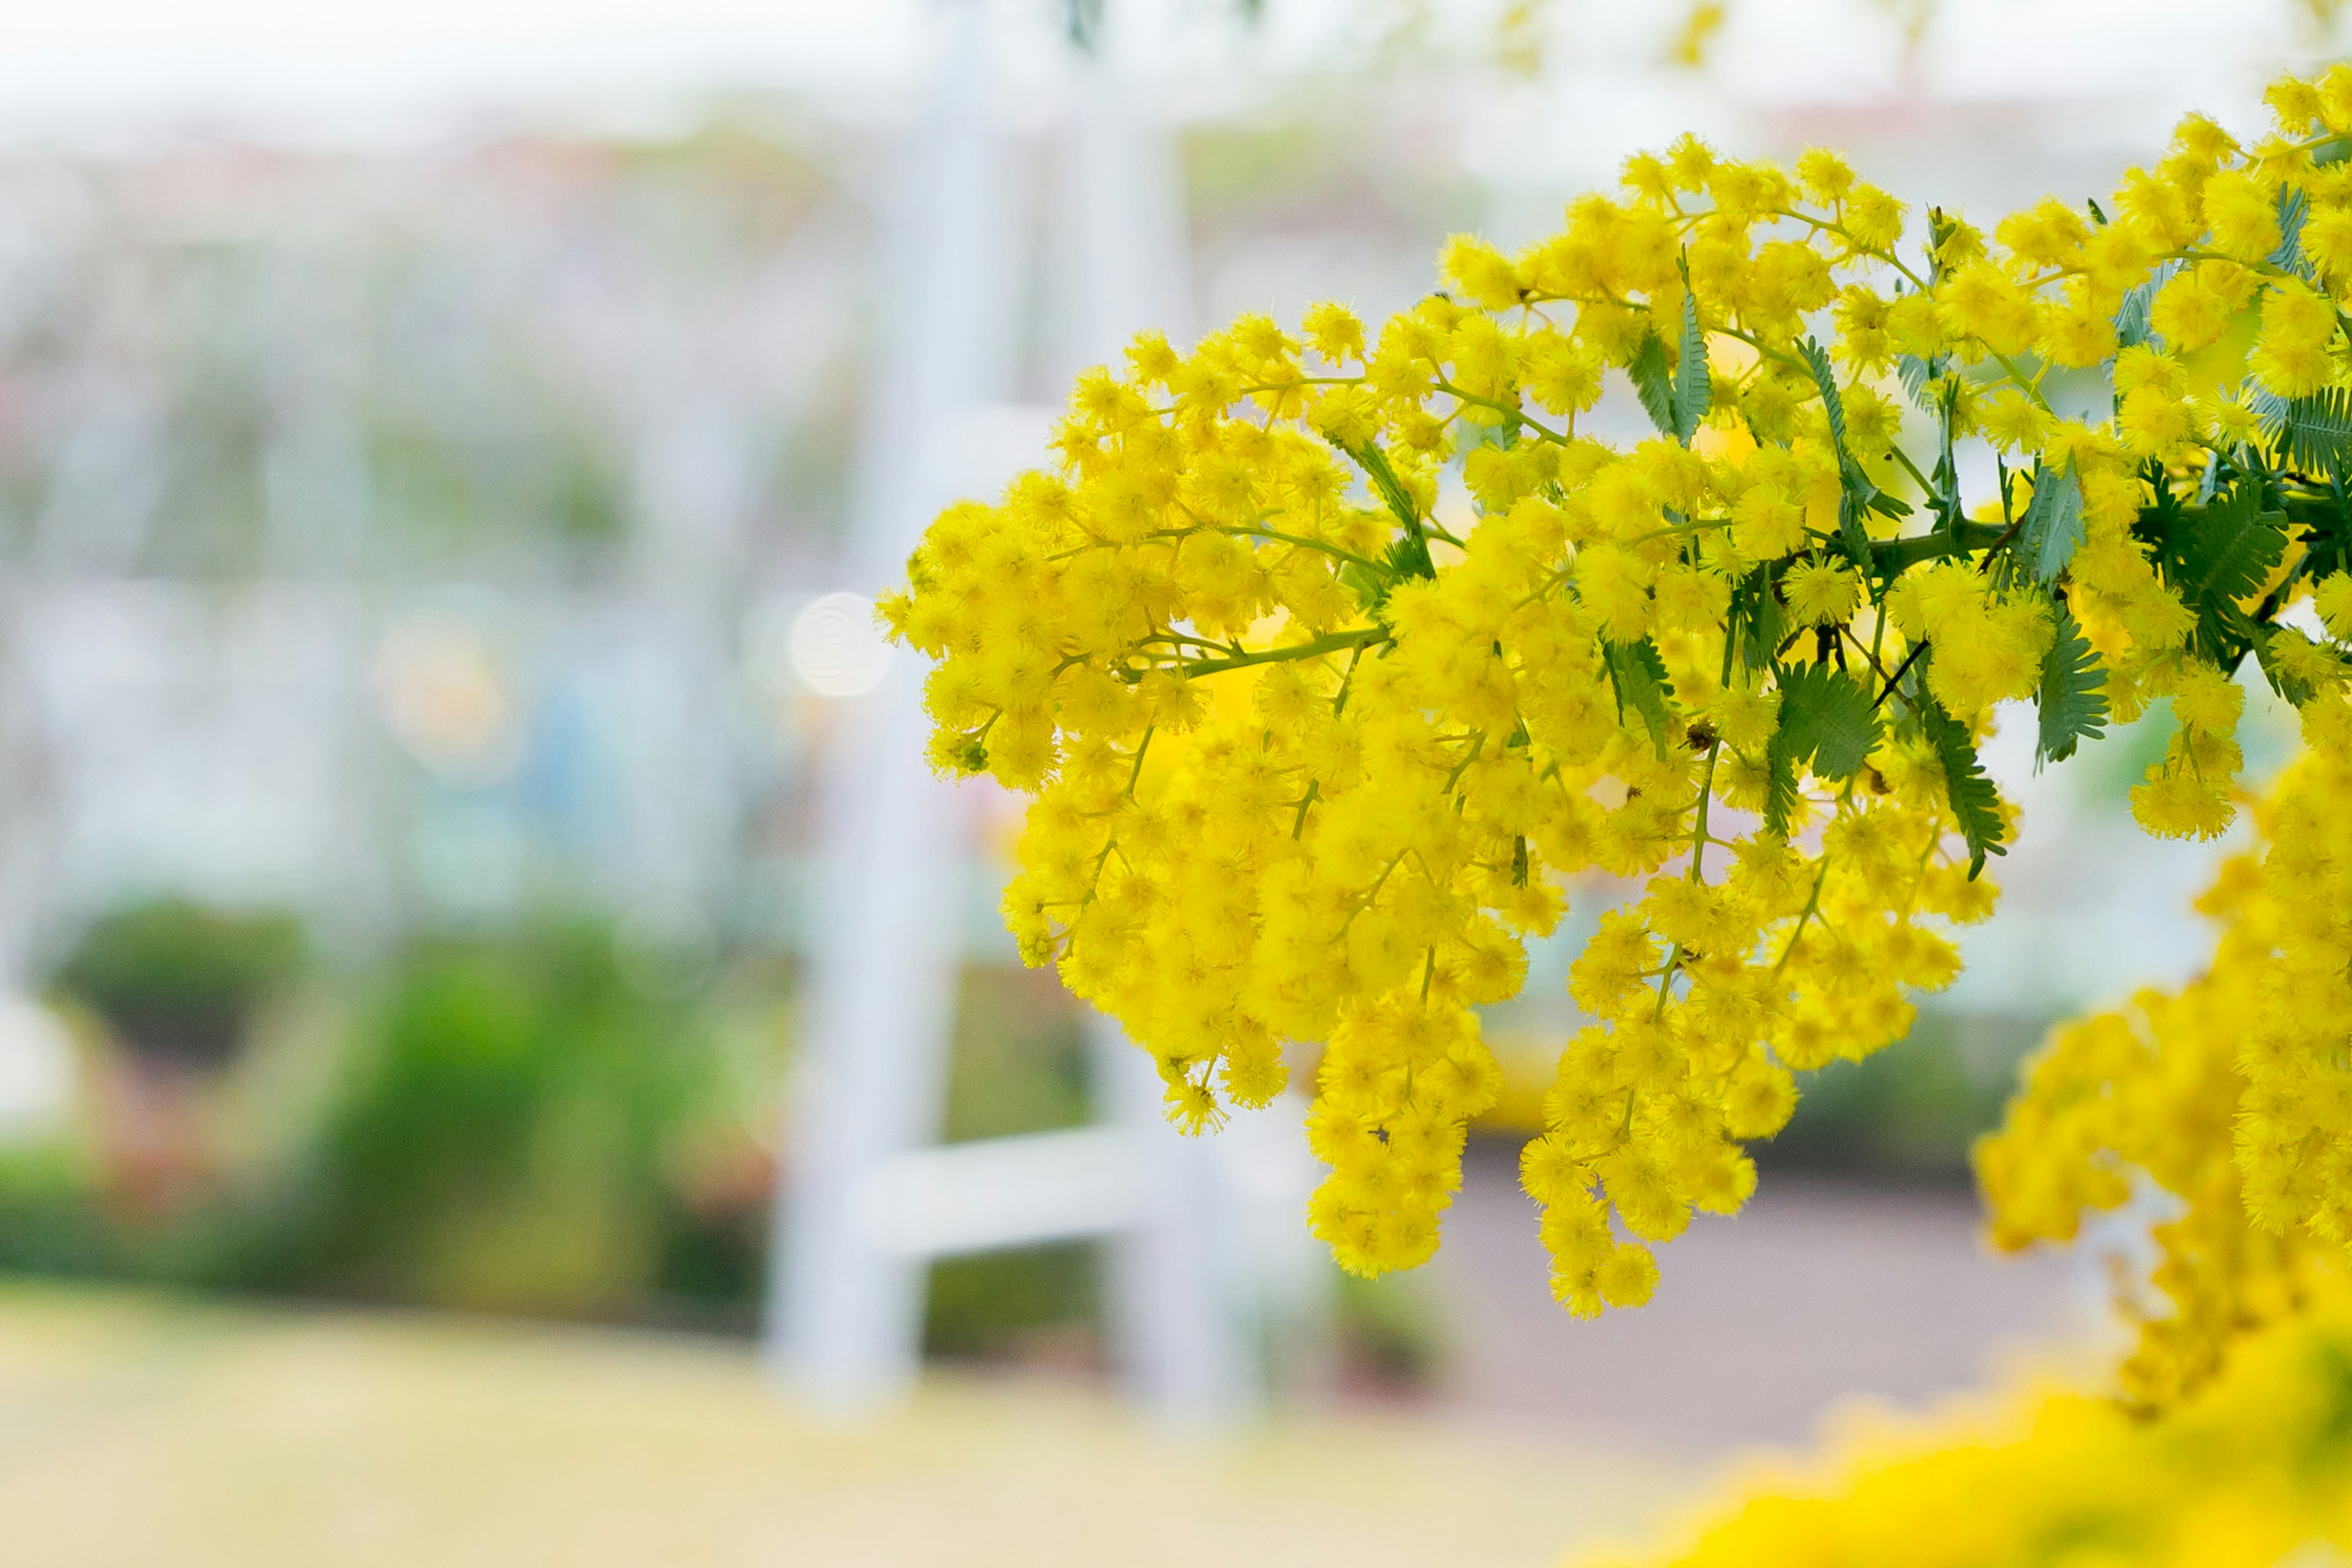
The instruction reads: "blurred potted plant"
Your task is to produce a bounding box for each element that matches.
[47,898,306,1218]
[52,900,305,1069]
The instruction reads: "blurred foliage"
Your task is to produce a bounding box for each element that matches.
[925,967,1102,1362]
[1333,1269,1444,1391]
[0,126,850,584]
[0,909,784,1329]
[0,1144,110,1275]
[1758,1012,2034,1179]
[940,967,1090,1144]
[1,918,1148,1364]
[12,924,1422,1384]
[926,1242,1101,1363]
[238,915,755,1321]
[50,899,305,1068]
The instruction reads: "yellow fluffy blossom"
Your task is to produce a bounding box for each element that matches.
[1594,1284,2352,1568]
[1981,692,2352,1406]
[888,67,2352,1325]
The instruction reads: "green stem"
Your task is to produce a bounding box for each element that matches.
[1871,521,2007,574]
[1227,524,1389,575]
[1128,625,1389,684]
[1771,857,1833,980]
[1431,380,1570,445]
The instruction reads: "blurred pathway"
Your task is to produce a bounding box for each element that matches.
[0,1280,1680,1568]
[1429,1144,2091,1455]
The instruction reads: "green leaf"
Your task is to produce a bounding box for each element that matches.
[1777,662,1882,779]
[2035,606,2109,767]
[1330,435,1434,612]
[2272,184,2311,275]
[1898,345,1961,535]
[1800,337,1847,452]
[1761,662,1880,839]
[1833,494,1871,578]
[2113,259,2183,352]
[2255,625,2318,708]
[1924,445,1962,538]
[1381,530,1435,582]
[2255,386,2352,478]
[1603,638,1676,758]
[2296,480,2352,584]
[1673,290,1711,443]
[1628,333,1677,441]
[1895,353,1939,415]
[2018,458,2084,584]
[1801,335,1906,574]
[1338,437,1423,533]
[1737,564,1785,672]
[1762,744,1802,839]
[2144,479,2288,665]
[1919,698,2007,879]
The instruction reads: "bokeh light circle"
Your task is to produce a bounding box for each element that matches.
[788,591,894,698]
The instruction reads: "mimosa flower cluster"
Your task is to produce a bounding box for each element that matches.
[1978,690,2352,1409]
[886,69,2352,1314]
[1598,1283,2352,1568]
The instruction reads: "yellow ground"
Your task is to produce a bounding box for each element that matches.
[0,1280,1689,1567]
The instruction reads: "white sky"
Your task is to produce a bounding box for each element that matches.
[0,0,941,145]
[0,0,2326,149]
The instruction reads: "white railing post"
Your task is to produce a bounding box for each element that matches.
[769,2,1318,1425]
[766,0,1016,1410]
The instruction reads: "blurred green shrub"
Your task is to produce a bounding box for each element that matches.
[925,1242,1100,1363]
[50,899,305,1068]
[13,924,1401,1385]
[0,1144,111,1274]
[922,967,1102,1362]
[238,916,756,1321]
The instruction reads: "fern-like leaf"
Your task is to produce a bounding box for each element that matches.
[2255,626,2316,707]
[1673,290,1711,443]
[1628,333,1677,441]
[1920,698,2007,878]
[2035,606,2108,767]
[2272,184,2311,275]
[2019,458,2084,584]
[1896,352,1937,415]
[1800,337,1847,452]
[2174,481,2288,662]
[1604,638,1676,758]
[1762,663,1880,837]
[1762,744,1803,840]
[1736,564,1785,673]
[1338,437,1424,535]
[1777,663,1881,780]
[2113,259,2183,352]
[2263,386,2352,478]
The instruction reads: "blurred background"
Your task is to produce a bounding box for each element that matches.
[0,1,2335,1563]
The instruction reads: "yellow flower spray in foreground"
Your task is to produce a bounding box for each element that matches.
[1978,690,2352,1408]
[1588,1280,2352,1568]
[888,69,2352,1327]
